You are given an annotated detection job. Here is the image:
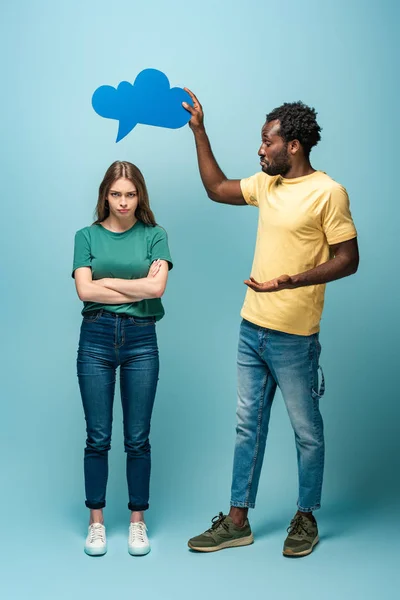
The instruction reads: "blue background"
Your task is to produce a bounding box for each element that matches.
[1,1,398,598]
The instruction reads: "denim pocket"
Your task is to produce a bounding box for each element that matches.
[82,310,103,323]
[312,365,325,399]
[128,316,156,326]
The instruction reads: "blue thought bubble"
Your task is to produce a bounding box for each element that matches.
[92,69,193,142]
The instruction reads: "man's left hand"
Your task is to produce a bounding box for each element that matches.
[244,274,296,293]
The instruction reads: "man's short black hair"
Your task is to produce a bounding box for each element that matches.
[266,101,322,156]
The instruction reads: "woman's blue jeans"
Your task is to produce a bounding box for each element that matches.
[77,310,159,512]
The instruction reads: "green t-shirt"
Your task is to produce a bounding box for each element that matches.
[72,221,173,320]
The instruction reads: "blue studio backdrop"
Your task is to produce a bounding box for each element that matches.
[0,1,398,599]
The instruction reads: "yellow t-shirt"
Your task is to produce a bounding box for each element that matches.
[240,170,357,336]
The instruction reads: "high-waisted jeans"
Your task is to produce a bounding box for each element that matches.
[77,309,159,511]
[231,319,325,512]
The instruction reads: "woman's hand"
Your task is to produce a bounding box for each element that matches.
[147,260,162,278]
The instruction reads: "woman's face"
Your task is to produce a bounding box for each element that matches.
[107,177,139,220]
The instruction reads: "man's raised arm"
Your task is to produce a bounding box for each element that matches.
[183,88,246,206]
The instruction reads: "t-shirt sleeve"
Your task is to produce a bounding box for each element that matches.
[72,229,92,278]
[240,173,261,207]
[322,185,357,245]
[150,227,173,270]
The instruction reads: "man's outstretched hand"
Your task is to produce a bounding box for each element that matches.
[182,88,204,131]
[244,274,296,293]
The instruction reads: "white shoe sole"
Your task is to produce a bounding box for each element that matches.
[84,545,107,556]
[128,545,151,556]
[188,533,254,552]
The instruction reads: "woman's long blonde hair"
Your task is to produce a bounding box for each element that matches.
[93,161,156,226]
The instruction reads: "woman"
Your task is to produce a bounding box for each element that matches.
[72,161,172,556]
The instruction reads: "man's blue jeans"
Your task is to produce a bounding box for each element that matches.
[231,319,325,512]
[77,310,159,512]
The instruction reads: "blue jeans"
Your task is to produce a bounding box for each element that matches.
[231,319,325,512]
[77,310,159,511]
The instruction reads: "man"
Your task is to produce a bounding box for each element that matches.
[182,91,359,557]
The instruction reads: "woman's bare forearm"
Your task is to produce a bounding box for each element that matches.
[96,277,164,300]
[78,282,134,304]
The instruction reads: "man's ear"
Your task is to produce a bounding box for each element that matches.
[288,139,301,155]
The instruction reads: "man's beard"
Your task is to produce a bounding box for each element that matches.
[263,145,291,176]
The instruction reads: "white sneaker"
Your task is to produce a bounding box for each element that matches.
[128,522,150,555]
[84,523,107,556]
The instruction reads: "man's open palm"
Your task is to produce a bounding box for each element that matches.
[244,274,295,293]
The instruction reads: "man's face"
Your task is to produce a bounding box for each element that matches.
[258,120,291,176]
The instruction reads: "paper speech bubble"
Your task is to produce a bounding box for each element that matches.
[92,69,193,142]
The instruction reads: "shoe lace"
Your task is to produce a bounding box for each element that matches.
[287,514,310,536]
[208,512,229,533]
[129,522,147,543]
[89,523,105,543]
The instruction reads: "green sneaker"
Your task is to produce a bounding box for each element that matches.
[188,512,254,552]
[283,513,319,557]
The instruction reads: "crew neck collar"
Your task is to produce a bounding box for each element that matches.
[279,170,322,184]
[97,220,141,237]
